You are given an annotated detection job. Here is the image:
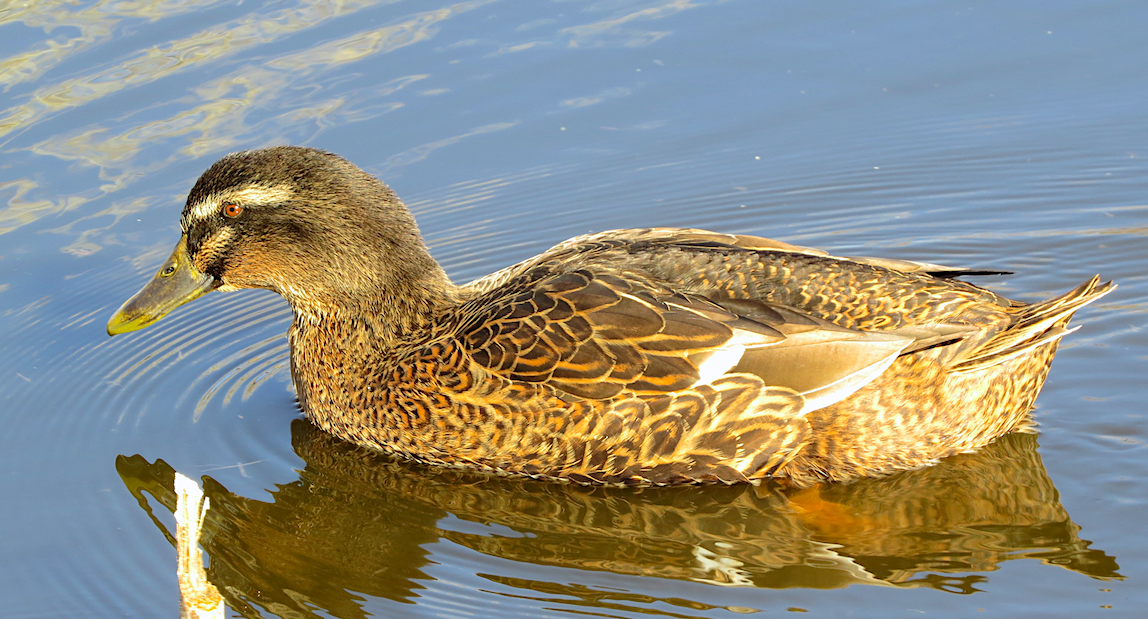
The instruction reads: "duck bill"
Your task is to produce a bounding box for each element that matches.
[107,236,218,336]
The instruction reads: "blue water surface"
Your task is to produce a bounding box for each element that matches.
[1,1,1145,617]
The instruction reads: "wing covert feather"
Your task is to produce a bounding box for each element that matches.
[456,262,917,417]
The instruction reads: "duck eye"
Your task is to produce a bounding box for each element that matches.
[160,264,177,277]
[223,202,242,218]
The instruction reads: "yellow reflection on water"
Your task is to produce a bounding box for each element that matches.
[0,0,230,90]
[559,0,696,48]
[0,178,89,234]
[0,0,383,137]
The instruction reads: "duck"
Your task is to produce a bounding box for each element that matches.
[107,146,1114,486]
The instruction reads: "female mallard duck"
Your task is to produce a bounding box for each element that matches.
[108,146,1113,486]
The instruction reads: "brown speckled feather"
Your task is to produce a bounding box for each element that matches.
[116,147,1116,486]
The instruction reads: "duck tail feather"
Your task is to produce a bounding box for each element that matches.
[952,276,1114,372]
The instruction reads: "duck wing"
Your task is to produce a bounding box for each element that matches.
[446,229,1016,483]
[455,265,915,414]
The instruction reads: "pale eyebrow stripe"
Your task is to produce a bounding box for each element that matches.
[185,184,295,224]
[231,184,295,205]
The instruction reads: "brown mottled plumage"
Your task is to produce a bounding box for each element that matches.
[107,146,1115,485]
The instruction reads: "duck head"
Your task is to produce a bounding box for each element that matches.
[107,146,448,335]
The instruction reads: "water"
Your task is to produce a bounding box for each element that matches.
[1,1,1145,617]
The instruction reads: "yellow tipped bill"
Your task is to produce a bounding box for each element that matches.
[107,236,218,335]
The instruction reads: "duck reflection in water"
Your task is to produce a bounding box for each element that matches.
[118,421,1119,618]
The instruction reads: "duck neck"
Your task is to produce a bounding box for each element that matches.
[286,251,457,349]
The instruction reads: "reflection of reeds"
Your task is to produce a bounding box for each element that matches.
[118,421,1118,618]
[174,473,225,619]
